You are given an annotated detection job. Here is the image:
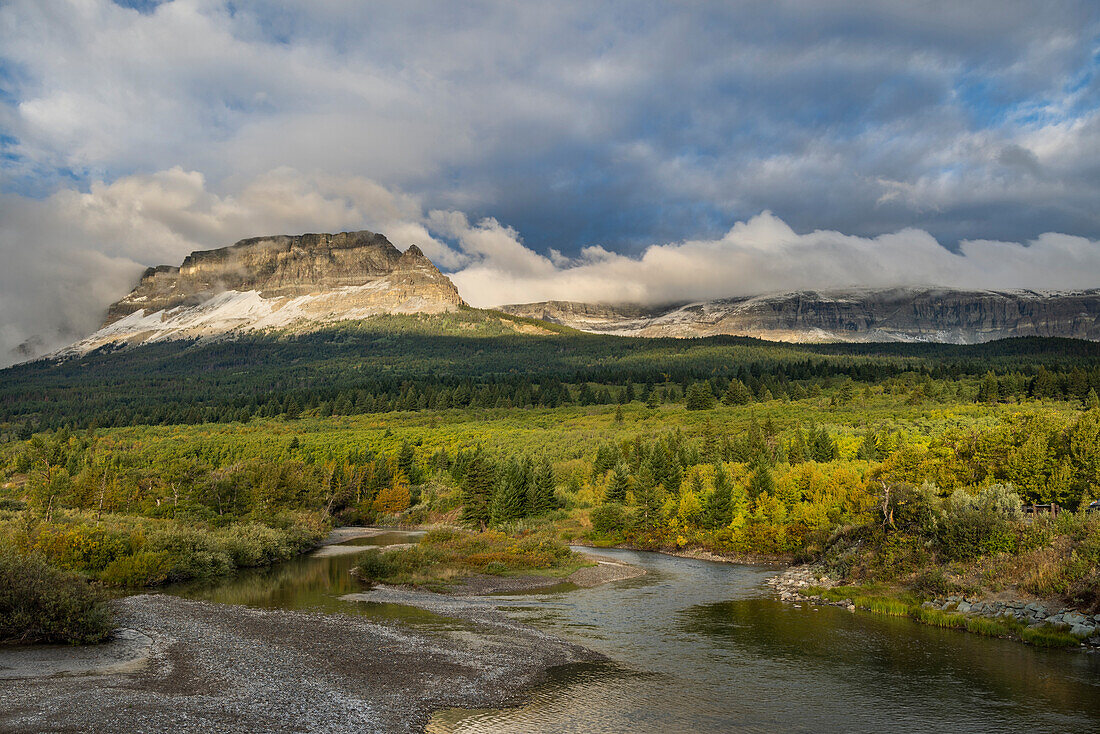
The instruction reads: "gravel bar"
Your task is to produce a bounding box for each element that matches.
[0,593,601,733]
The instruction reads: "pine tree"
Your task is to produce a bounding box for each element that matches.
[491,459,530,523]
[460,453,495,529]
[529,459,556,515]
[857,429,879,461]
[686,382,716,410]
[978,371,1000,403]
[747,419,770,465]
[632,464,661,530]
[705,463,732,527]
[605,465,630,503]
[397,441,421,484]
[747,463,775,500]
[1032,366,1057,400]
[646,390,661,409]
[722,379,753,405]
[810,423,837,462]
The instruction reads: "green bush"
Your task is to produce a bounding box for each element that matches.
[0,547,113,645]
[146,526,234,581]
[937,485,1022,561]
[219,524,293,568]
[99,551,171,587]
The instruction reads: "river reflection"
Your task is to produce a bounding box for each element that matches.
[163,530,455,628]
[430,547,1100,734]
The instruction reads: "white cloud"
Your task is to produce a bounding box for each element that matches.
[450,211,1100,307]
[3,167,1100,367]
[0,167,461,364]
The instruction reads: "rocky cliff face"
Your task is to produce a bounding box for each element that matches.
[499,288,1100,343]
[66,231,465,354]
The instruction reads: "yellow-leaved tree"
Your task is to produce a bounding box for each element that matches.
[373,471,411,514]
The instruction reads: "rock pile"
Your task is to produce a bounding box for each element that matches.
[766,565,856,611]
[768,564,1100,649]
[923,596,1100,642]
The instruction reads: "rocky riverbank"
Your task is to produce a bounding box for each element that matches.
[768,564,1100,650]
[0,593,601,733]
[920,596,1100,640]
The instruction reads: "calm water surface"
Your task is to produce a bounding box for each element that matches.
[166,536,1100,733]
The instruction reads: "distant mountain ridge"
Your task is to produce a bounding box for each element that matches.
[52,230,1100,358]
[62,231,466,356]
[498,288,1100,343]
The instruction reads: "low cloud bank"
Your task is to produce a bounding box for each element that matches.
[2,167,1098,366]
[449,212,1100,308]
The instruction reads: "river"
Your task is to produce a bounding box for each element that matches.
[168,534,1100,734]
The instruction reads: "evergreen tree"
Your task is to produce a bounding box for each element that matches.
[686,382,716,410]
[857,429,879,461]
[632,464,661,530]
[1032,366,1057,399]
[397,441,422,484]
[460,453,495,529]
[723,378,753,405]
[978,371,1000,403]
[593,444,619,476]
[705,463,732,527]
[491,458,532,523]
[646,390,661,409]
[810,423,837,462]
[747,463,775,500]
[605,465,630,503]
[529,459,556,515]
[747,419,770,465]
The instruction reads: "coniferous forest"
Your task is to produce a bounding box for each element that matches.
[2,311,1100,645]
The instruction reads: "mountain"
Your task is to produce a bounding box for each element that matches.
[498,288,1100,344]
[52,230,1100,358]
[62,231,466,355]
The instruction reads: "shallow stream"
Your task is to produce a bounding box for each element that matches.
[168,534,1100,733]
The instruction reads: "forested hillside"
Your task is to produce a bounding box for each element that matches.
[3,311,1100,645]
[2,310,1099,434]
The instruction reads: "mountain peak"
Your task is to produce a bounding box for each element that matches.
[63,231,466,356]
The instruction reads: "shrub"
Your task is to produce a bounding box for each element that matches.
[911,568,955,597]
[219,523,293,568]
[0,547,113,645]
[355,529,584,587]
[99,551,171,587]
[146,526,234,581]
[937,485,1022,561]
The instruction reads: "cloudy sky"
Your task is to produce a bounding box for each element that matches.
[2,0,1100,363]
